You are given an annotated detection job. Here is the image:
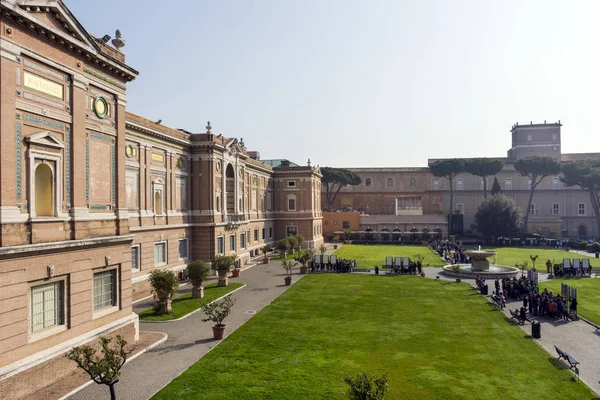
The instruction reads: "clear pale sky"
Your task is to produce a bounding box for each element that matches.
[66,0,600,167]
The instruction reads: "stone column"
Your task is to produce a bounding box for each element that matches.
[395,197,398,216]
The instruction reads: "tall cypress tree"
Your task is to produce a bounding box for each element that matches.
[491,176,501,196]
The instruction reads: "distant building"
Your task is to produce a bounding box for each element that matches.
[324,121,599,240]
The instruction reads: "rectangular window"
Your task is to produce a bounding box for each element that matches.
[530,203,536,215]
[287,226,298,237]
[343,221,350,229]
[178,239,188,260]
[456,203,464,214]
[287,181,296,187]
[217,236,224,254]
[578,203,586,216]
[433,179,439,190]
[527,134,532,141]
[527,179,532,190]
[552,203,560,215]
[553,178,559,190]
[288,198,296,211]
[131,245,140,271]
[240,233,246,249]
[269,226,273,238]
[93,270,116,311]
[552,133,557,140]
[30,281,63,333]
[154,242,166,266]
[456,178,463,190]
[229,234,236,251]
[254,229,259,241]
[262,228,266,240]
[505,178,512,190]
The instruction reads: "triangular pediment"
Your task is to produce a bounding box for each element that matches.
[15,0,98,51]
[26,131,64,149]
[225,138,244,156]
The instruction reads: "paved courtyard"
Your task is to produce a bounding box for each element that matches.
[68,257,297,400]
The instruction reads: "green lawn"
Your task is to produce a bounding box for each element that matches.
[138,282,244,321]
[333,244,444,268]
[539,278,600,325]
[490,248,596,270]
[153,275,592,399]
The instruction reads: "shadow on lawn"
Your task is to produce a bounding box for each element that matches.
[149,338,216,355]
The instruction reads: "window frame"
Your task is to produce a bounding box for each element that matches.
[530,203,536,215]
[269,226,273,239]
[387,178,393,187]
[29,279,67,341]
[578,203,586,216]
[178,238,188,261]
[342,221,350,229]
[365,178,371,187]
[433,179,439,190]
[254,228,259,242]
[552,203,560,215]
[552,178,559,190]
[456,203,464,214]
[262,227,266,240]
[153,180,165,216]
[240,233,246,249]
[92,268,119,319]
[505,178,512,190]
[154,241,167,266]
[287,180,296,188]
[131,245,141,272]
[287,195,296,211]
[456,178,463,191]
[286,225,298,237]
[217,236,224,255]
[229,234,236,252]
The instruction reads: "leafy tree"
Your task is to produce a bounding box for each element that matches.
[343,371,389,400]
[148,269,179,314]
[187,260,211,299]
[475,195,522,240]
[491,176,502,196]
[66,335,132,400]
[295,249,316,267]
[464,158,504,198]
[561,159,600,236]
[202,295,235,326]
[275,238,291,256]
[514,156,560,233]
[429,159,465,216]
[321,167,362,211]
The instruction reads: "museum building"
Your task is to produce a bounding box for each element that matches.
[0,1,323,398]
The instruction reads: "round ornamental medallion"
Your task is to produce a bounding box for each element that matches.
[216,162,221,172]
[176,158,185,169]
[93,96,109,119]
[125,145,134,158]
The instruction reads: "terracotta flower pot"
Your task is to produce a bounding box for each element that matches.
[263,257,270,264]
[284,276,292,286]
[333,244,338,249]
[455,278,462,283]
[299,266,308,274]
[212,324,226,340]
[232,268,241,278]
[420,272,426,278]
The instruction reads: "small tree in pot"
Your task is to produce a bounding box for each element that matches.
[202,295,235,340]
[295,249,315,274]
[451,264,462,283]
[212,254,237,287]
[148,269,179,314]
[276,238,291,258]
[294,234,305,251]
[261,245,272,264]
[332,235,340,249]
[282,259,297,285]
[319,244,327,256]
[187,260,211,299]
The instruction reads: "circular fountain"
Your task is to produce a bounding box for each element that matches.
[442,247,519,279]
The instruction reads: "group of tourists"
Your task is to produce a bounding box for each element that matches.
[310,258,356,273]
[388,260,422,275]
[546,259,593,277]
[431,240,470,264]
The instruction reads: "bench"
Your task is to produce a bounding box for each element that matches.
[554,345,580,377]
[509,309,528,325]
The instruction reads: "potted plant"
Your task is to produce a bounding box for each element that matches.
[187,260,211,299]
[344,230,352,244]
[231,258,241,278]
[282,259,297,285]
[332,235,340,250]
[202,295,236,340]
[212,254,237,287]
[294,234,305,251]
[295,249,315,274]
[530,255,538,272]
[261,245,272,264]
[148,269,179,314]
[287,236,300,256]
[450,264,462,282]
[276,238,291,258]
[413,253,425,276]
[421,263,429,277]
[319,244,327,256]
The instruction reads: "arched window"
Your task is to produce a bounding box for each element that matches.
[154,190,163,215]
[387,178,393,187]
[410,178,416,187]
[365,178,371,187]
[216,189,221,212]
[578,224,587,238]
[35,163,53,217]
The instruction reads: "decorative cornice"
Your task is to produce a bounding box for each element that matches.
[83,66,126,90]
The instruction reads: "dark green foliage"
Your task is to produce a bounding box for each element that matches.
[212,254,237,273]
[148,269,179,298]
[202,295,235,326]
[276,238,291,255]
[588,242,600,253]
[261,245,272,256]
[67,335,132,400]
[429,159,465,215]
[475,195,521,239]
[579,241,589,251]
[343,372,389,400]
[187,260,211,286]
[321,167,362,210]
[514,156,561,232]
[295,249,316,266]
[282,259,298,277]
[561,160,600,237]
[464,158,504,198]
[491,176,502,195]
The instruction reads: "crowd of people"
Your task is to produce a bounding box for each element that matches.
[431,240,470,264]
[310,258,356,273]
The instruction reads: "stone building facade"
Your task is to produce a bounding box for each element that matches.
[0,1,322,398]
[325,121,598,240]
